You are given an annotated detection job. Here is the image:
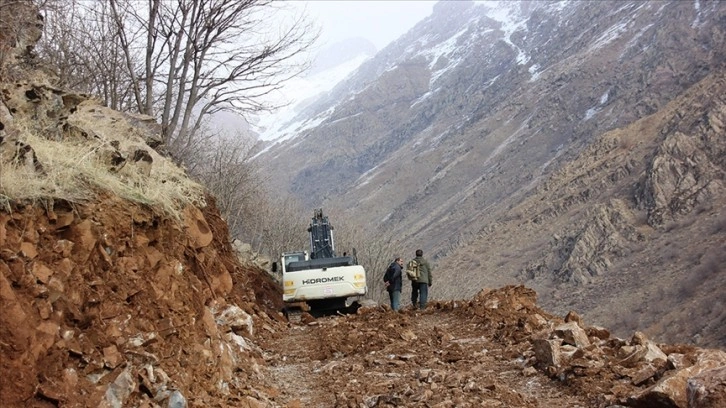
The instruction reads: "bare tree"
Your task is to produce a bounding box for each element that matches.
[36,1,138,108]
[37,0,316,146]
[187,125,263,235]
[105,0,316,148]
[249,197,309,259]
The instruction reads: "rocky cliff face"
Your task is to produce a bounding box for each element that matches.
[256,1,726,347]
[437,69,726,347]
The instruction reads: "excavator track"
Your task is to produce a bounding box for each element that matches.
[283,304,306,324]
[286,309,303,324]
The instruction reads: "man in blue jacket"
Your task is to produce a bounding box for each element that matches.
[383,257,404,311]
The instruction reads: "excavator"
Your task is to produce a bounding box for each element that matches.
[272,209,368,322]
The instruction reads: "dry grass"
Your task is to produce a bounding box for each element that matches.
[0,130,205,219]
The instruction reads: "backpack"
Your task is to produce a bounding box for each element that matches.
[405,259,420,281]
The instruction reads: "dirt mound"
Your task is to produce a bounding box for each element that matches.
[0,195,284,407]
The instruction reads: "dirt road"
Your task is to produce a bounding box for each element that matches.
[259,293,603,408]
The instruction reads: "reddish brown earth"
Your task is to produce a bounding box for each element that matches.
[1,197,724,407]
[0,196,282,407]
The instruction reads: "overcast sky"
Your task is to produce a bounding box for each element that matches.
[292,1,436,50]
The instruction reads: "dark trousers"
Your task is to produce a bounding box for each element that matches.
[411,282,428,309]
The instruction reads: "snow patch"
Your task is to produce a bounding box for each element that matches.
[485,4,530,65]
[253,53,371,142]
[584,108,598,121]
[621,23,654,59]
[416,24,479,87]
[251,108,333,159]
[411,89,436,108]
[599,91,609,105]
[528,64,541,82]
[588,22,628,51]
[584,89,611,121]
[326,112,363,127]
[552,1,572,13]
[354,164,382,189]
[692,0,703,28]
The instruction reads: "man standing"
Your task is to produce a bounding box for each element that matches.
[410,249,432,310]
[383,257,404,311]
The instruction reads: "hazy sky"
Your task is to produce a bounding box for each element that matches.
[293,1,436,50]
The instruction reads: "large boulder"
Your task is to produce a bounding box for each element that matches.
[687,366,726,408]
[629,349,726,408]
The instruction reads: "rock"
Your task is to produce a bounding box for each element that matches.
[401,329,418,341]
[618,338,667,369]
[631,331,648,345]
[226,332,252,352]
[555,322,591,348]
[31,261,53,283]
[19,241,37,259]
[523,366,538,376]
[631,364,658,386]
[238,396,265,408]
[668,353,688,370]
[102,367,136,408]
[564,310,582,325]
[103,345,123,369]
[643,341,668,364]
[586,325,610,340]
[69,219,97,262]
[641,130,723,225]
[216,305,254,336]
[533,338,561,368]
[167,390,187,408]
[0,138,44,174]
[183,206,213,249]
[687,366,726,408]
[630,349,726,408]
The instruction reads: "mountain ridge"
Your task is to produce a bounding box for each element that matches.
[255,0,726,347]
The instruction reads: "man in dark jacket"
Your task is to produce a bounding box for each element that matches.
[383,257,404,311]
[410,249,433,310]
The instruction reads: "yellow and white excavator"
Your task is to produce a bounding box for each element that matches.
[272,209,367,321]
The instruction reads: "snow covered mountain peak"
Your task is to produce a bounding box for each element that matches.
[253,38,376,143]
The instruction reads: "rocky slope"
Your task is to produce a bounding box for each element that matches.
[261,287,726,408]
[436,68,726,347]
[3,200,726,408]
[254,0,726,347]
[0,195,286,407]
